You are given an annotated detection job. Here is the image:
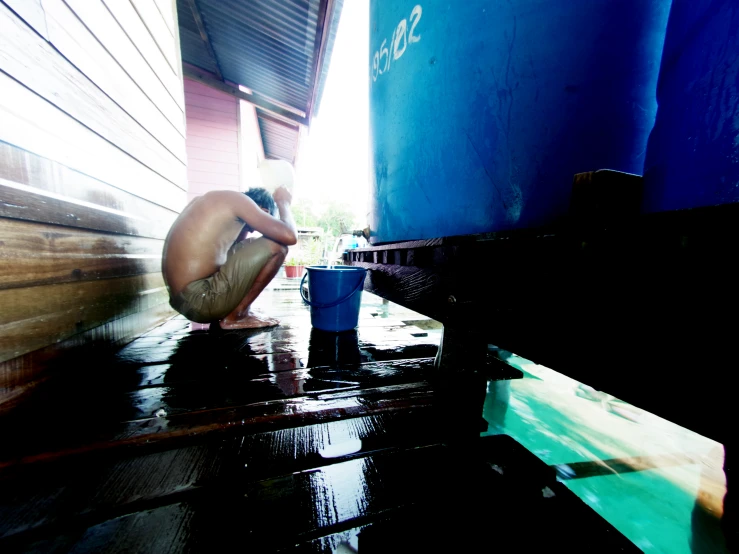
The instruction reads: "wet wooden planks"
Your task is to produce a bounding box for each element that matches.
[0,293,631,551]
[0,436,638,553]
[0,302,441,462]
[0,377,435,469]
[0,411,439,542]
[0,287,527,466]
[0,443,225,540]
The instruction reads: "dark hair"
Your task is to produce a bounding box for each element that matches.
[244,187,277,216]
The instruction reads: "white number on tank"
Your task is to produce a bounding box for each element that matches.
[379,39,389,74]
[409,5,422,43]
[371,4,422,82]
[393,19,407,60]
[372,51,380,81]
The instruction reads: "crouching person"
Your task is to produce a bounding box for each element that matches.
[162,186,297,329]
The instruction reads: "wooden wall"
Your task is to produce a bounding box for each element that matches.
[184,78,241,201]
[0,0,187,406]
[184,77,266,203]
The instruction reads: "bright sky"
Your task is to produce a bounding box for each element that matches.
[294,0,370,226]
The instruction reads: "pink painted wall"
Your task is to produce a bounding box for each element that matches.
[184,78,267,203]
[184,78,240,202]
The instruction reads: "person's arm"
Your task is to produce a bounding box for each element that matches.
[272,186,297,244]
[229,189,297,246]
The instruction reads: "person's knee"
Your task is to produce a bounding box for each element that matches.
[264,239,288,259]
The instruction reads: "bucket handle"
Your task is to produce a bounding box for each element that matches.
[300,270,365,309]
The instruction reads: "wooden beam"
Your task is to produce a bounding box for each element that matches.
[255,109,299,131]
[183,0,223,81]
[183,64,309,127]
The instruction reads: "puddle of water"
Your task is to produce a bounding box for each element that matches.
[319,439,363,459]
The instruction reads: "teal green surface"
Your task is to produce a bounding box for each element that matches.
[481,351,727,553]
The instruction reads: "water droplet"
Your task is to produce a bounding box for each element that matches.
[155,408,167,418]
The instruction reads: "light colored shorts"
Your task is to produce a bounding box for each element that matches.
[169,238,274,323]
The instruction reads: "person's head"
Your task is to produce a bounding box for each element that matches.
[244,187,277,217]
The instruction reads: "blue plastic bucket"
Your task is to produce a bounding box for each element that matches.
[300,266,368,332]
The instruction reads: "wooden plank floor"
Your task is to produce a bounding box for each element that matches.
[0,285,636,552]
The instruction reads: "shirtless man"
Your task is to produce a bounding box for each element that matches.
[162,186,297,329]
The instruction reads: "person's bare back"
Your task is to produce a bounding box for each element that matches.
[162,188,297,329]
[163,192,246,295]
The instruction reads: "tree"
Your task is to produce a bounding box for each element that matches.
[316,202,360,237]
[291,198,360,238]
[291,199,319,228]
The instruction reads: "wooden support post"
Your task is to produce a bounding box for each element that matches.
[433,326,489,445]
[434,326,487,374]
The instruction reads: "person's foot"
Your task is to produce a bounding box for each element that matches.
[218,313,280,329]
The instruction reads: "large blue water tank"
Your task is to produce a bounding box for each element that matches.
[369,1,671,243]
[642,0,739,213]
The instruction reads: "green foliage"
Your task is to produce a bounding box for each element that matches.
[291,200,319,228]
[286,237,325,266]
[286,199,360,269]
[317,203,359,237]
[291,198,360,238]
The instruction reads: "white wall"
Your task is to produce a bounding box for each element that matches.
[239,99,265,191]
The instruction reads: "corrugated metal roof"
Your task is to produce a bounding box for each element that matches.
[257,110,300,162]
[177,0,343,162]
[176,1,220,75]
[312,0,343,118]
[177,0,340,118]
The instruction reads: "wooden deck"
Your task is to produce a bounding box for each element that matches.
[0,285,637,552]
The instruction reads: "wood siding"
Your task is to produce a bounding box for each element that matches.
[184,78,241,201]
[0,0,186,405]
[184,78,267,202]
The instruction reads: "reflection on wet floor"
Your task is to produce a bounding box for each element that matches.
[0,279,730,552]
[482,348,728,553]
